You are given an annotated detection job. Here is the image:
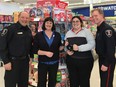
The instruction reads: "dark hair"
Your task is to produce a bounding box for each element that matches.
[42,17,55,31]
[30,23,36,27]
[71,16,83,27]
[30,23,38,33]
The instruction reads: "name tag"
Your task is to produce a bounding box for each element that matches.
[17,32,23,34]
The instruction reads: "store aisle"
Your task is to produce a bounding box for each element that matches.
[0,60,116,87]
[90,60,100,87]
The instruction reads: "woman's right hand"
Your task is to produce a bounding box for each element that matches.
[46,52,54,58]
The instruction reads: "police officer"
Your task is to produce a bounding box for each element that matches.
[0,11,33,87]
[91,8,115,87]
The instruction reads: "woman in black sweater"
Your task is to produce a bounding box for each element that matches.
[33,17,62,87]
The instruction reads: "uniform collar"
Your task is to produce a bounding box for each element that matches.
[16,21,28,30]
[97,21,105,31]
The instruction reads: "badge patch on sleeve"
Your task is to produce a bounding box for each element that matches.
[1,29,8,36]
[105,30,112,37]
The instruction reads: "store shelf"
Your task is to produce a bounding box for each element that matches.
[58,64,67,69]
[29,79,37,87]
[29,61,69,87]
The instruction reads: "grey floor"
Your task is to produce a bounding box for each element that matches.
[0,60,116,87]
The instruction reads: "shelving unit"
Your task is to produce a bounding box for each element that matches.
[28,61,69,87]
[29,79,37,87]
[56,64,70,87]
[0,15,13,32]
[28,61,38,87]
[105,19,116,31]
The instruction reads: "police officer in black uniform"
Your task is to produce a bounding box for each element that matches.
[91,8,116,87]
[0,11,33,87]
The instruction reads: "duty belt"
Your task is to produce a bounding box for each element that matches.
[11,56,27,60]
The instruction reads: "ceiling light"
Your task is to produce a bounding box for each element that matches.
[4,0,11,1]
[60,0,68,1]
[69,3,84,6]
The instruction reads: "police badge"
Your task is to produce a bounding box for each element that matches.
[105,30,112,37]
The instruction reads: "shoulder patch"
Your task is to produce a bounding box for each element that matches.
[1,29,8,36]
[105,30,112,37]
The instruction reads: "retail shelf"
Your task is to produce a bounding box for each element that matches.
[58,64,67,69]
[29,79,37,87]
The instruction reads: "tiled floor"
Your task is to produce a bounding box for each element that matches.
[0,66,5,87]
[0,60,116,87]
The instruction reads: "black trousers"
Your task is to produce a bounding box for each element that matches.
[37,62,58,87]
[4,58,29,87]
[99,58,115,87]
[66,57,94,87]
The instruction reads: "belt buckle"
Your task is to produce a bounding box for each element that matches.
[11,57,16,60]
[20,56,26,59]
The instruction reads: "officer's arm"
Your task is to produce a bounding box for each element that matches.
[29,33,34,59]
[0,28,9,64]
[103,28,115,66]
[30,45,34,59]
[32,33,40,55]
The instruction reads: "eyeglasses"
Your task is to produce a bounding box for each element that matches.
[72,21,80,23]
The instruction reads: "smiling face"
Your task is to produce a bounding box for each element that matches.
[91,9,104,26]
[30,24,36,32]
[72,17,82,30]
[18,12,30,27]
[45,21,53,31]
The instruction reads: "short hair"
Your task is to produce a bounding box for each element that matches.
[42,17,55,31]
[91,8,105,18]
[30,23,36,27]
[71,16,83,27]
[30,23,38,32]
[18,11,29,17]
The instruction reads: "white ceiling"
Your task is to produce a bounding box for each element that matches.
[1,0,85,9]
[1,0,116,9]
[12,0,83,4]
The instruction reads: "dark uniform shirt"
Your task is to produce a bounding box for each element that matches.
[95,21,115,66]
[0,22,33,64]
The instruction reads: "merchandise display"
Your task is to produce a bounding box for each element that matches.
[0,15,13,29]
[28,62,38,87]
[105,18,116,31]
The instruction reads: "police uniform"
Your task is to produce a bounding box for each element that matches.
[96,21,115,87]
[0,22,33,87]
